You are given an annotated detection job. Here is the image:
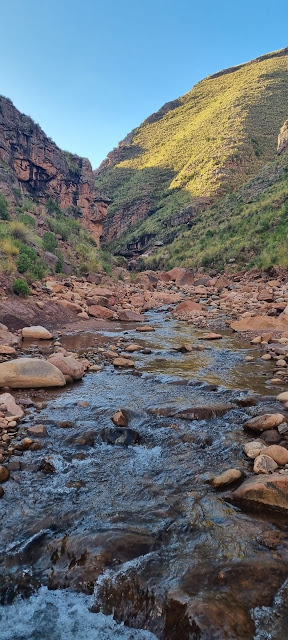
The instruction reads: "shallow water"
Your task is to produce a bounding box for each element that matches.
[0,310,288,639]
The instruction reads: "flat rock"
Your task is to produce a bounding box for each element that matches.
[0,358,66,388]
[22,326,53,340]
[136,326,155,332]
[199,333,222,340]
[244,413,285,432]
[253,454,278,474]
[173,300,203,315]
[231,473,288,512]
[118,310,146,322]
[27,424,47,437]
[48,353,86,380]
[113,358,135,367]
[0,345,16,355]
[88,305,116,320]
[210,469,242,488]
[125,344,142,352]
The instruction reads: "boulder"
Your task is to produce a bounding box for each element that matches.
[27,424,47,437]
[88,305,116,320]
[125,344,142,352]
[0,329,20,346]
[0,358,66,388]
[199,333,222,340]
[173,300,203,315]
[264,445,288,466]
[244,413,285,432]
[253,454,278,474]
[210,469,242,488]
[0,466,10,482]
[0,392,24,418]
[0,345,16,355]
[48,353,86,380]
[113,358,135,367]
[22,326,53,340]
[118,310,146,322]
[231,473,288,512]
[277,391,288,402]
[243,441,266,459]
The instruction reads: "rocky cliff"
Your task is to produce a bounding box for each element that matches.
[0,96,109,245]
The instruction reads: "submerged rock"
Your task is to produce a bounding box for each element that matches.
[100,427,140,446]
[0,358,66,388]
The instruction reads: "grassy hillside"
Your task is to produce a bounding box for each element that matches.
[95,47,288,253]
[143,151,288,271]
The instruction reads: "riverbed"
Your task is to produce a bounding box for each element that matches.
[0,310,288,639]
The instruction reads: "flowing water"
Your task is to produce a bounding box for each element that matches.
[0,310,288,639]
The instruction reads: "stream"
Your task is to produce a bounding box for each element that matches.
[0,310,288,639]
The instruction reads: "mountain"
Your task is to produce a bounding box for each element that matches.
[0,96,112,282]
[95,47,288,265]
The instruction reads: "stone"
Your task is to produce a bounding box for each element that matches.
[0,345,16,355]
[253,454,278,474]
[0,329,20,346]
[0,486,4,497]
[125,344,142,352]
[243,441,266,459]
[276,359,287,367]
[173,343,193,353]
[88,305,116,320]
[244,413,285,432]
[277,391,288,402]
[261,354,272,360]
[210,469,242,488]
[0,358,66,388]
[231,473,288,512]
[22,326,53,340]
[261,429,282,444]
[199,333,222,340]
[0,465,10,482]
[100,427,140,446]
[112,410,128,427]
[89,364,102,371]
[113,358,135,367]
[173,300,203,315]
[27,424,47,437]
[118,310,146,322]
[136,326,155,332]
[264,445,288,466]
[48,353,86,380]
[0,392,24,418]
[278,422,288,434]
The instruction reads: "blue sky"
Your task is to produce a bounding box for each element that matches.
[1,0,287,168]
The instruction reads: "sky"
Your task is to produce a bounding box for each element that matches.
[0,0,287,168]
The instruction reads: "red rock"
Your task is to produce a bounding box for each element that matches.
[88,305,116,320]
[118,310,146,322]
[231,473,288,512]
[173,300,203,315]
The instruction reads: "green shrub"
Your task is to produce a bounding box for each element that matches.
[16,253,31,273]
[43,231,58,252]
[46,198,61,216]
[13,278,30,297]
[55,250,64,273]
[9,221,30,241]
[19,213,36,229]
[0,193,10,220]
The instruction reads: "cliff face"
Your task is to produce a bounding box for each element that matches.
[0,96,109,245]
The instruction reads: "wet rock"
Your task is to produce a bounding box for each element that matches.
[253,454,278,474]
[199,333,222,340]
[113,357,135,367]
[243,441,266,459]
[264,445,288,466]
[142,348,152,354]
[100,427,140,446]
[209,469,243,488]
[182,433,213,447]
[15,437,34,451]
[112,410,128,427]
[73,430,95,446]
[40,458,56,474]
[0,465,10,482]
[173,343,193,353]
[244,413,285,432]
[22,326,53,340]
[48,353,86,380]
[278,422,288,434]
[58,420,73,428]
[0,486,4,497]
[231,473,288,512]
[0,329,20,346]
[27,424,47,437]
[173,300,203,315]
[89,364,102,371]
[0,358,66,388]
[136,325,155,332]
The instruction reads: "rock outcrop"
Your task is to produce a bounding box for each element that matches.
[278,119,288,155]
[0,96,109,245]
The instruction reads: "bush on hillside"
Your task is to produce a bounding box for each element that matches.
[13,278,30,297]
[0,193,10,220]
[43,231,58,252]
[19,213,36,229]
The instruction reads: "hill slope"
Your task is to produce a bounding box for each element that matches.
[95,47,288,257]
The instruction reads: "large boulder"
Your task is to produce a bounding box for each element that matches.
[243,413,285,432]
[173,300,203,316]
[48,353,86,380]
[231,473,288,512]
[118,310,146,322]
[0,358,66,388]
[22,326,53,340]
[88,305,116,320]
[0,392,24,418]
